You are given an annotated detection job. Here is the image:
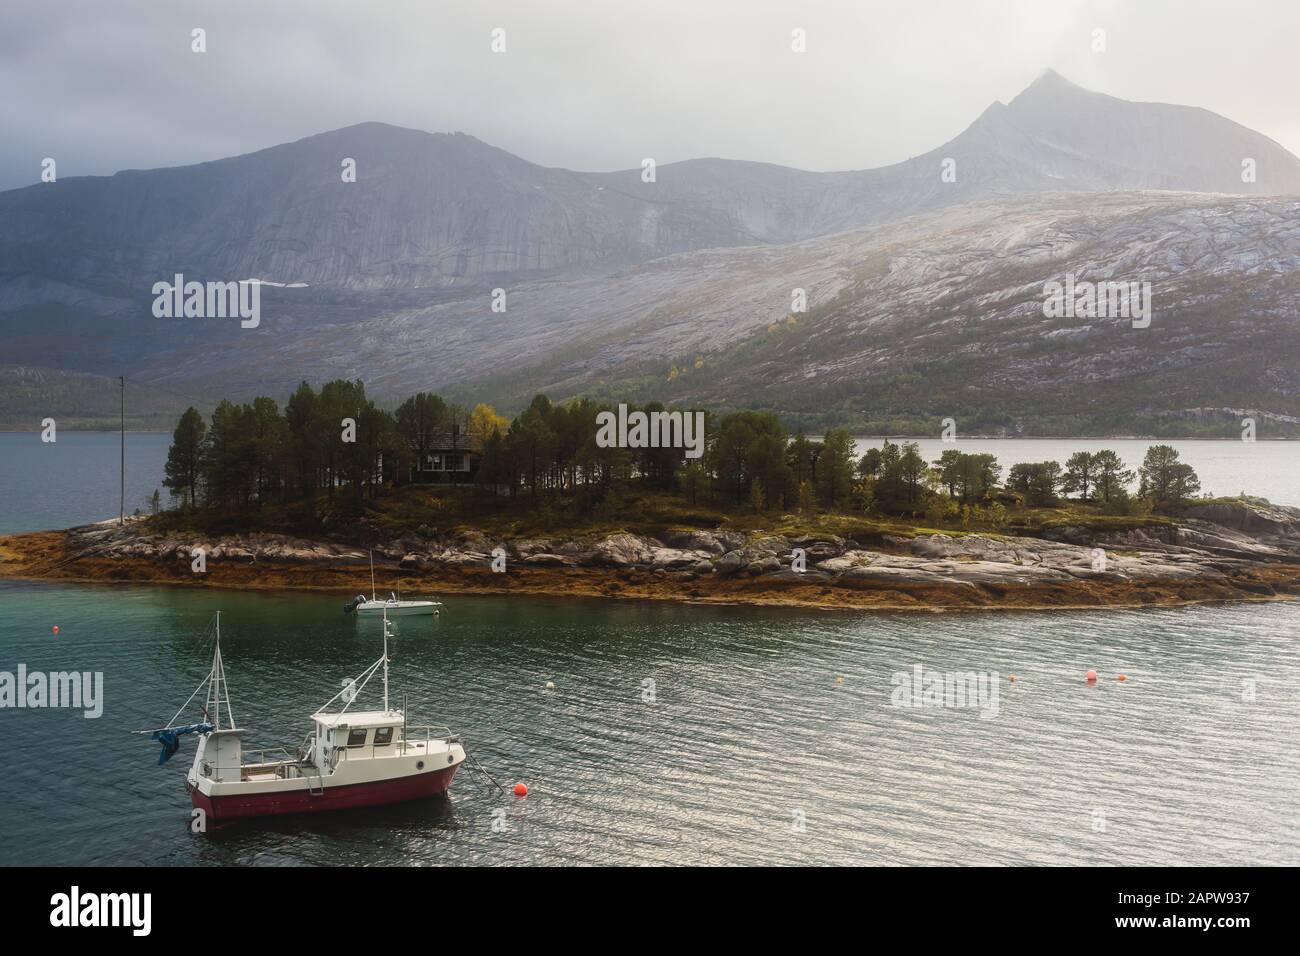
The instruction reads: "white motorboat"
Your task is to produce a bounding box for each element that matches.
[344,551,442,616]
[348,593,442,616]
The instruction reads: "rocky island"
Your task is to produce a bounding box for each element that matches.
[8,380,1295,613]
[4,497,1298,612]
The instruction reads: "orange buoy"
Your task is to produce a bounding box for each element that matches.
[1116,674,1128,682]
[1008,674,1017,682]
[1085,669,1098,682]
[513,783,528,797]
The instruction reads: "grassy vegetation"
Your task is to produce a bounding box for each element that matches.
[145,482,1175,546]
[1001,506,1175,534]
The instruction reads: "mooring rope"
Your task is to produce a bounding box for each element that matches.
[464,746,507,795]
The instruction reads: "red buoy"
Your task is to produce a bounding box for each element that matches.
[513,783,528,797]
[52,626,59,636]
[1085,669,1098,682]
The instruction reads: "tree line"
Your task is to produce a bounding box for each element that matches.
[163,381,1206,520]
[163,381,505,513]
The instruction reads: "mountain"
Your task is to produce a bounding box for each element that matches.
[584,69,1300,242]
[125,190,1292,435]
[0,366,191,430]
[3,70,1297,302]
[1,70,1298,432]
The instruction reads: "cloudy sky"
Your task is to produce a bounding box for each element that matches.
[2,0,1297,191]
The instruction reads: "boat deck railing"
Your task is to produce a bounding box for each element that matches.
[398,725,459,756]
[319,725,459,763]
[241,747,298,766]
[200,752,313,782]
[201,730,458,777]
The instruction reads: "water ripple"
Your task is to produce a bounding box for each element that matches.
[0,581,1296,865]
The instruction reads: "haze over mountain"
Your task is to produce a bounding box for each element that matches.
[1,70,1297,433]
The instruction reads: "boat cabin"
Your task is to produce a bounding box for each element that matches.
[310,711,405,771]
[196,729,244,783]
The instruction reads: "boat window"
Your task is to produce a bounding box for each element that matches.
[374,727,393,746]
[346,728,368,748]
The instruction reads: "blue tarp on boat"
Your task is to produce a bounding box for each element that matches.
[151,723,215,764]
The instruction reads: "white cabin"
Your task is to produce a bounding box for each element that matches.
[310,710,406,772]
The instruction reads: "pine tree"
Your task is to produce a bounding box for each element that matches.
[816,428,856,509]
[1090,450,1135,502]
[1062,451,1097,501]
[1139,445,1201,508]
[162,407,207,510]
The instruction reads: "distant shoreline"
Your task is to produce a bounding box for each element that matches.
[845,435,1300,443]
[0,428,171,435]
[2,429,1297,442]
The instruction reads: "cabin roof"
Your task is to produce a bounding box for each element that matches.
[313,710,402,728]
[426,430,474,452]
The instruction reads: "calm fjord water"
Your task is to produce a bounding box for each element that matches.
[0,431,173,535]
[0,432,1297,865]
[1,582,1297,866]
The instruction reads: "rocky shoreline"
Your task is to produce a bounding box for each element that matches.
[3,499,1300,611]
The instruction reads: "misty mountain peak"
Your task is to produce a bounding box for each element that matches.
[981,69,1300,195]
[1023,67,1079,93]
[2,73,1297,310]
[1005,68,1106,115]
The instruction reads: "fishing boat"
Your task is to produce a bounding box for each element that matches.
[344,550,442,616]
[141,612,465,821]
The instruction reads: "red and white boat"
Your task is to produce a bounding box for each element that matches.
[147,612,465,821]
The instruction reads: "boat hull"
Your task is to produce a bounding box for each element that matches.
[189,763,460,820]
[355,603,440,617]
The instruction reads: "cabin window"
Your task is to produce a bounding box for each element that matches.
[374,727,393,746]
[346,728,368,748]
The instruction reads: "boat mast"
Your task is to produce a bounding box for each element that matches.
[382,611,391,714]
[118,375,125,526]
[370,550,376,602]
[207,611,236,730]
[209,611,222,730]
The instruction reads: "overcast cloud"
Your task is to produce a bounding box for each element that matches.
[1,0,1297,191]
